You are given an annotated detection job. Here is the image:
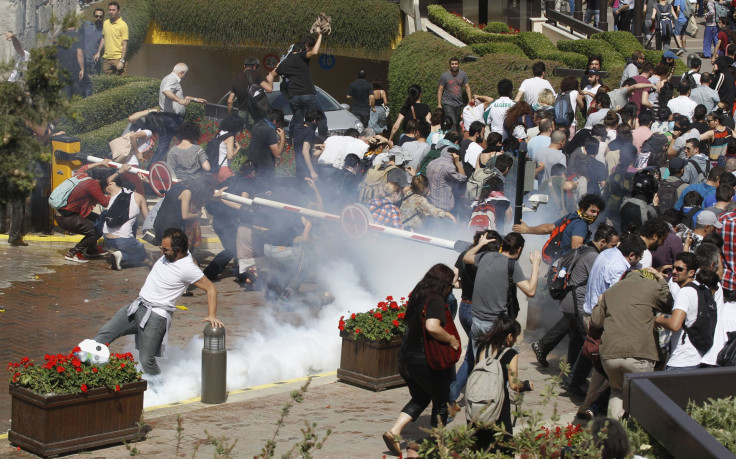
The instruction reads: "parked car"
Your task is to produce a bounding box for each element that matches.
[204,82,363,136]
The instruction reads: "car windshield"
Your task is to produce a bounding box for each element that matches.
[218,83,343,115]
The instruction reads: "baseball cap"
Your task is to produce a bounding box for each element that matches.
[663,50,679,60]
[697,210,723,228]
[669,157,687,172]
[585,69,601,75]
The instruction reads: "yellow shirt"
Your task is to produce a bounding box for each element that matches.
[102,18,129,59]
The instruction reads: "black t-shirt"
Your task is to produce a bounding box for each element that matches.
[399,103,431,130]
[455,252,478,301]
[231,70,265,111]
[347,78,373,111]
[276,50,315,96]
[712,71,736,109]
[586,157,608,195]
[292,122,317,178]
[248,120,280,176]
[692,121,709,135]
[57,31,81,80]
[402,295,446,358]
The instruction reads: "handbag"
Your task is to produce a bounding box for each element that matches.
[109,132,134,163]
[421,296,462,371]
[582,322,603,361]
[716,331,736,367]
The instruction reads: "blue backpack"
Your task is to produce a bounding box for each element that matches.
[48,176,90,209]
[554,91,574,127]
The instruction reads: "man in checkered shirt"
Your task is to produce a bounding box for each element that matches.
[367,182,403,229]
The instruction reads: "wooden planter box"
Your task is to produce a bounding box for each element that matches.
[8,380,148,458]
[337,332,405,391]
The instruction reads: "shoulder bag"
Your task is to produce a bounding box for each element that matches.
[421,296,462,371]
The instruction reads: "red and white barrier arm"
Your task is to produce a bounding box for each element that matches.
[85,155,158,179]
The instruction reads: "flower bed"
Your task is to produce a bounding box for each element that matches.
[338,295,407,342]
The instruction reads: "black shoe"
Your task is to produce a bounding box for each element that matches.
[9,239,28,247]
[531,342,549,367]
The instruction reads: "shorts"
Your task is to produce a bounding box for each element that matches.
[674,20,687,37]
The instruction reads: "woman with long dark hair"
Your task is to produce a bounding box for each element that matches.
[470,314,532,450]
[212,114,246,183]
[383,263,458,456]
[152,176,217,249]
[388,84,432,145]
[503,101,533,139]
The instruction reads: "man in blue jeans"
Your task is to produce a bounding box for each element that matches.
[102,171,149,270]
[276,33,328,139]
[95,229,223,385]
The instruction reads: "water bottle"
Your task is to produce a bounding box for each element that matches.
[558,267,567,278]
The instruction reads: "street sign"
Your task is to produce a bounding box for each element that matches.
[263,54,279,71]
[149,161,174,196]
[318,54,336,71]
[341,203,373,239]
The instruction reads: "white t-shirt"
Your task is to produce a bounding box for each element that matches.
[518,77,555,107]
[465,141,484,168]
[584,108,610,129]
[583,83,600,108]
[568,90,580,127]
[640,249,653,269]
[485,97,515,137]
[217,130,231,168]
[668,282,704,368]
[127,129,153,167]
[318,136,369,169]
[462,103,485,131]
[139,253,204,314]
[701,299,736,365]
[8,50,30,83]
[667,96,698,122]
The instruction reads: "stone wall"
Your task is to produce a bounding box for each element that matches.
[0,0,77,67]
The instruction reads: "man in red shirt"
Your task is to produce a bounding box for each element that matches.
[56,159,129,262]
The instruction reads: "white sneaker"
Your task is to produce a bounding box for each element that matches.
[111,251,123,271]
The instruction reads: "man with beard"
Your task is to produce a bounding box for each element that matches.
[94,228,224,383]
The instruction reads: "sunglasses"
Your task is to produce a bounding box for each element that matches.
[673,266,686,272]
[94,14,103,18]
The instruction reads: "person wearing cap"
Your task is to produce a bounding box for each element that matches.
[581,68,602,112]
[228,56,275,128]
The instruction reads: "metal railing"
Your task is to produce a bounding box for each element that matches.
[544,0,608,37]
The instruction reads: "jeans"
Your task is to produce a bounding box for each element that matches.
[2,199,25,243]
[449,301,474,402]
[442,104,463,132]
[351,108,370,127]
[82,59,100,97]
[150,113,183,166]
[665,364,700,371]
[264,243,304,295]
[399,358,451,426]
[203,216,238,280]
[584,8,600,26]
[471,314,498,357]
[618,9,633,33]
[288,94,328,139]
[95,304,168,375]
[703,25,719,58]
[104,236,147,266]
[56,212,100,254]
[566,312,591,386]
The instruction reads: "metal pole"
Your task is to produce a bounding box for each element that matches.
[599,0,609,31]
[513,150,528,226]
[573,0,583,21]
[633,0,644,43]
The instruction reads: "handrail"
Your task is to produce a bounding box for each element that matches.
[544,0,608,36]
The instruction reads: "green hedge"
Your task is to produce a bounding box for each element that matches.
[76,119,130,157]
[516,32,588,69]
[591,31,644,61]
[484,22,510,34]
[426,5,518,44]
[149,0,399,55]
[388,32,563,116]
[90,74,153,94]
[60,79,160,134]
[470,42,526,58]
[556,39,626,70]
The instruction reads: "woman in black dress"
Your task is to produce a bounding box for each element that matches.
[388,84,432,146]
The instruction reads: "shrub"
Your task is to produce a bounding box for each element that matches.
[470,42,526,58]
[517,32,588,69]
[556,38,627,70]
[592,31,644,60]
[90,74,153,94]
[484,22,510,34]
[76,119,130,157]
[59,79,160,134]
[149,0,399,56]
[388,32,563,117]
[426,5,518,44]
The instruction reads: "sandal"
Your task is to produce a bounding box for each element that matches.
[382,431,401,456]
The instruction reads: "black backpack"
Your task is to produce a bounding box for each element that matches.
[547,247,583,300]
[717,332,736,366]
[554,91,575,128]
[682,282,718,355]
[657,177,684,213]
[506,258,519,319]
[247,71,270,117]
[205,132,235,175]
[105,189,133,228]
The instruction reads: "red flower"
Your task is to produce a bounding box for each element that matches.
[350,313,356,319]
[92,367,98,373]
[392,320,400,326]
[80,384,88,393]
[374,312,383,320]
[72,346,81,353]
[390,301,398,309]
[115,385,121,392]
[56,366,65,373]
[386,296,393,301]
[20,357,29,364]
[355,328,362,334]
[397,312,405,319]
[120,363,126,369]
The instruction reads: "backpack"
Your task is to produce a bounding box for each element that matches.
[468,201,498,232]
[48,176,91,209]
[105,189,133,228]
[681,0,694,19]
[542,213,581,264]
[689,158,710,184]
[657,177,684,213]
[683,71,698,91]
[205,132,235,175]
[465,346,511,425]
[418,148,441,175]
[554,91,575,128]
[716,1,729,21]
[246,71,270,117]
[547,247,582,300]
[683,206,700,229]
[358,164,398,203]
[716,331,736,366]
[466,165,504,201]
[682,282,719,355]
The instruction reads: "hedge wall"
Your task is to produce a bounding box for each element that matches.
[470,42,526,58]
[556,39,627,70]
[388,32,563,117]
[149,0,399,55]
[90,74,153,94]
[591,31,644,60]
[426,5,518,44]
[516,32,588,69]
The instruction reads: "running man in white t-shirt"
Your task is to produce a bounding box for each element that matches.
[515,61,556,108]
[95,228,224,380]
[485,78,516,139]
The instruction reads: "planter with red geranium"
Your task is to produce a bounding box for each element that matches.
[337,296,408,391]
[7,345,147,458]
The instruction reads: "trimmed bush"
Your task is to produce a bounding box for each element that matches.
[427,5,518,44]
[90,74,153,94]
[591,31,644,60]
[484,22,510,34]
[388,32,563,117]
[556,39,627,70]
[76,119,130,157]
[470,42,526,58]
[149,0,399,55]
[60,79,160,134]
[517,32,588,69]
